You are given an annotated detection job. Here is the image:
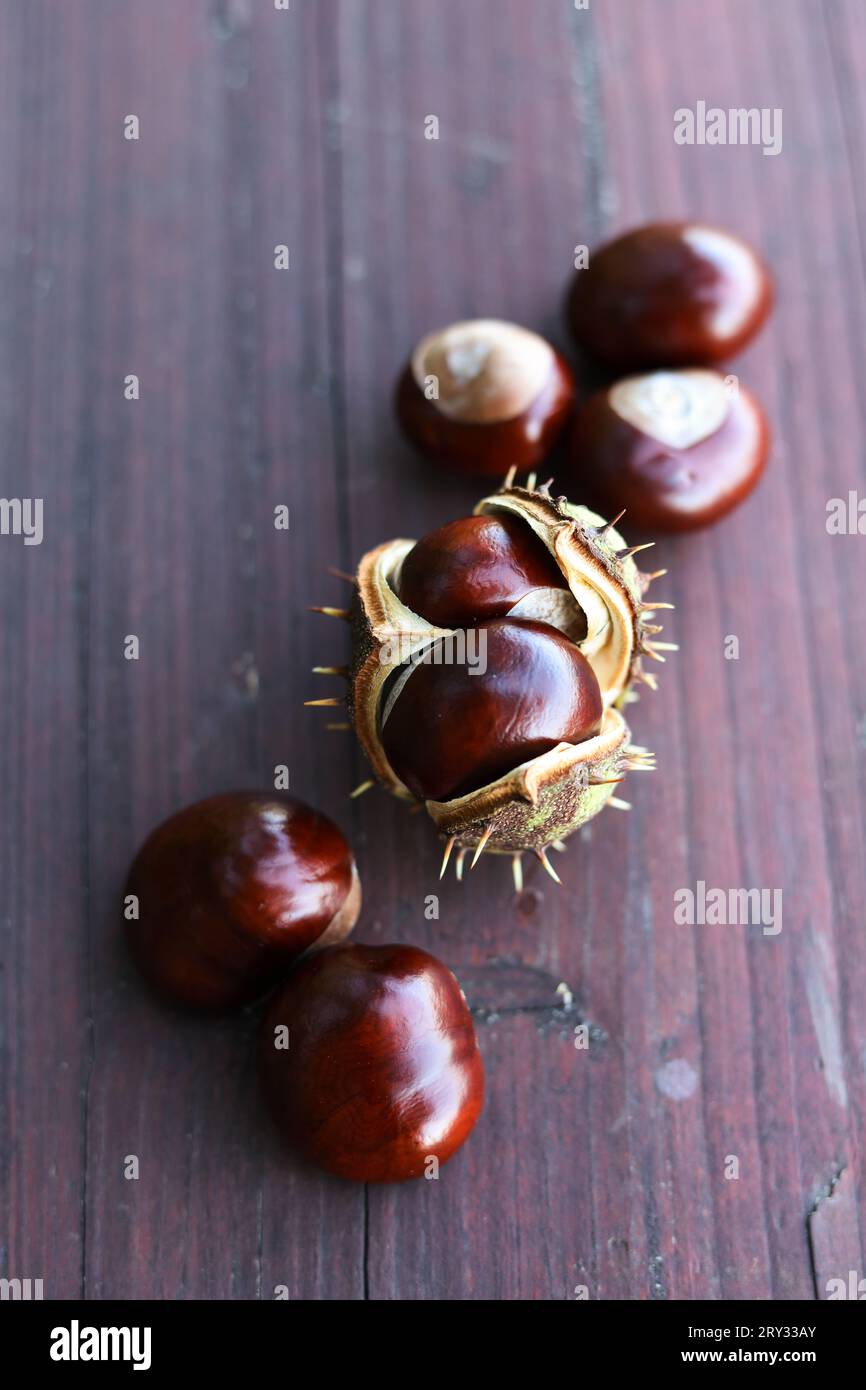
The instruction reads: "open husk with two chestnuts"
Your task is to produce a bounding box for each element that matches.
[315,475,673,887]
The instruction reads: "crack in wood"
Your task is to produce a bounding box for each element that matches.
[806,1161,853,1301]
[806,1161,846,1220]
[458,960,608,1041]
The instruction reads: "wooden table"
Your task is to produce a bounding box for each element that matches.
[2,0,864,1301]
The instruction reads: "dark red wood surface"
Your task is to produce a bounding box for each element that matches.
[2,0,864,1301]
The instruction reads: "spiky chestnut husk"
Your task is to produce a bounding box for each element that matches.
[313,475,672,880]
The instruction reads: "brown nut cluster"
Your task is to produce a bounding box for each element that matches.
[564,222,773,530]
[125,214,781,1191]
[125,793,484,1182]
[394,224,771,531]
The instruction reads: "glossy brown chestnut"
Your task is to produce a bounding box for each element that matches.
[380,617,603,802]
[125,792,361,1010]
[396,512,568,629]
[259,943,484,1182]
[395,318,575,477]
[567,368,769,532]
[566,222,772,370]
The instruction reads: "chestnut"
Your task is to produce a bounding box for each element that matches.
[259,943,484,1182]
[125,792,361,1010]
[567,368,769,532]
[566,222,772,370]
[395,512,568,629]
[380,617,603,802]
[395,318,575,476]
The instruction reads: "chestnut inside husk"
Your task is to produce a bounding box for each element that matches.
[380,617,604,802]
[314,475,673,884]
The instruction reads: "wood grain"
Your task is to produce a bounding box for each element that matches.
[1,0,863,1300]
